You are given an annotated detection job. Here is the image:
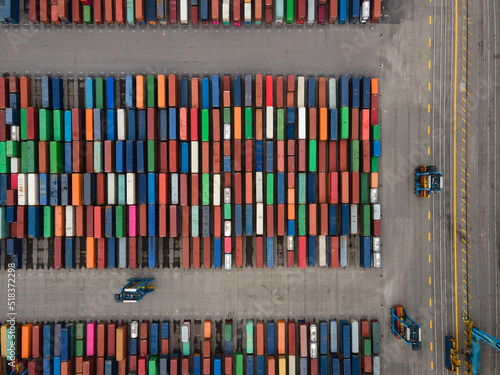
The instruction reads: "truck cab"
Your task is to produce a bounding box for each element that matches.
[360,1,370,23]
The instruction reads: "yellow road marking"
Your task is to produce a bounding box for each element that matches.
[429,82,431,91]
[431,362,434,370]
[429,60,432,69]
[429,254,431,262]
[429,298,432,307]
[428,146,431,155]
[429,16,432,24]
[429,38,432,47]
[429,233,431,241]
[428,126,430,134]
[430,320,433,329]
[428,104,431,112]
[431,342,433,351]
[429,277,432,285]
[428,211,431,220]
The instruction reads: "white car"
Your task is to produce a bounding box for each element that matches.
[130,321,139,339]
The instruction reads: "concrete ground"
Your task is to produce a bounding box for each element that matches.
[0,0,499,373]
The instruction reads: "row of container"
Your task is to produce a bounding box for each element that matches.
[1,0,382,25]
[1,318,381,375]
[0,73,381,270]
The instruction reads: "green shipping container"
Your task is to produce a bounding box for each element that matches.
[246,320,253,354]
[298,174,306,204]
[83,5,93,24]
[147,76,156,108]
[266,174,274,204]
[43,206,54,237]
[363,337,372,356]
[224,203,231,220]
[53,110,64,141]
[182,342,190,356]
[39,109,53,141]
[147,140,156,172]
[309,140,317,172]
[276,108,284,140]
[191,206,199,237]
[202,174,210,205]
[340,106,349,140]
[148,356,158,375]
[371,125,381,141]
[126,0,135,25]
[93,141,103,173]
[6,325,18,357]
[236,352,244,375]
[361,204,371,236]
[116,206,125,238]
[0,142,8,173]
[27,141,37,173]
[298,205,306,236]
[245,107,253,139]
[6,141,18,158]
[76,321,86,340]
[95,78,105,109]
[223,108,231,125]
[118,174,126,205]
[371,321,380,354]
[201,109,209,141]
[66,323,76,357]
[21,141,28,173]
[50,141,63,173]
[350,140,360,172]
[360,173,369,204]
[371,156,379,172]
[76,339,84,357]
[20,108,28,140]
[225,322,232,341]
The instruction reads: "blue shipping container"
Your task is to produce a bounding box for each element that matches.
[246,355,254,374]
[202,78,210,109]
[147,204,156,236]
[234,75,242,107]
[137,109,146,140]
[150,322,159,355]
[362,77,371,109]
[54,324,62,357]
[360,235,371,268]
[214,356,222,375]
[329,204,338,235]
[41,76,52,109]
[53,357,61,375]
[320,355,328,375]
[235,205,242,236]
[308,78,316,108]
[43,323,53,358]
[308,235,316,266]
[148,233,157,267]
[200,0,208,23]
[339,75,349,108]
[159,109,168,140]
[106,77,115,109]
[214,238,221,268]
[341,321,351,359]
[338,0,347,23]
[256,356,264,375]
[85,78,95,109]
[60,327,70,362]
[52,78,63,110]
[343,358,351,375]
[267,237,274,268]
[267,321,275,354]
[104,359,115,375]
[212,75,220,108]
[372,141,381,157]
[331,355,340,375]
[351,354,360,375]
[351,77,360,108]
[65,238,75,268]
[193,355,201,375]
[107,110,116,140]
[125,76,134,108]
[107,238,116,268]
[180,77,189,108]
[340,204,350,236]
[43,357,52,375]
[129,338,138,355]
[348,0,360,23]
[320,321,328,355]
[4,0,19,23]
[300,357,308,375]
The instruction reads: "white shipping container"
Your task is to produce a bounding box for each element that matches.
[350,204,358,235]
[180,0,188,24]
[373,252,382,268]
[222,0,230,24]
[107,173,117,205]
[372,236,381,252]
[351,319,359,354]
[126,173,136,205]
[307,0,315,24]
[298,107,306,139]
[130,321,139,338]
[297,77,305,107]
[372,204,381,221]
[213,174,221,206]
[329,320,338,353]
[27,173,39,206]
[329,78,337,109]
[255,172,263,203]
[318,235,327,266]
[225,253,232,271]
[256,203,264,235]
[10,157,19,173]
[191,206,199,237]
[10,126,19,141]
[224,188,231,204]
[17,173,27,206]
[244,3,252,24]
[117,109,126,140]
[288,355,296,375]
[171,173,179,205]
[181,322,190,342]
[340,235,348,267]
[360,0,370,24]
[266,107,274,139]
[191,141,199,173]
[65,206,75,237]
[118,238,127,268]
[370,187,379,204]
[224,220,231,237]
[224,123,231,140]
[373,355,381,375]
[287,236,294,250]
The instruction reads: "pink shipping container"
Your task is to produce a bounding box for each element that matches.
[87,322,97,357]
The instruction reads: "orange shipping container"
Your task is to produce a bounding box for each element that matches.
[204,321,211,339]
[319,107,328,141]
[105,0,114,23]
[115,0,125,24]
[234,107,241,139]
[309,203,317,235]
[277,320,286,355]
[116,325,128,361]
[72,174,82,205]
[20,77,31,108]
[61,357,75,375]
[191,78,199,109]
[21,324,33,359]
[256,321,264,356]
[157,75,166,109]
[85,108,94,141]
[136,75,145,109]
[55,206,65,237]
[72,0,82,23]
[371,78,378,95]
[255,74,263,108]
[268,356,275,375]
[341,171,349,204]
[168,74,178,107]
[87,237,96,268]
[370,172,379,188]
[58,0,68,21]
[135,0,145,22]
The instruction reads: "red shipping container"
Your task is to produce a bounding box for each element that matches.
[87,206,94,237]
[97,238,106,269]
[160,142,168,173]
[20,77,31,108]
[310,358,318,375]
[148,108,157,140]
[139,205,148,236]
[140,339,148,357]
[255,75,263,108]
[256,322,264,356]
[277,204,285,236]
[28,359,42,375]
[107,322,117,357]
[224,355,231,375]
[0,110,7,140]
[373,220,381,237]
[287,250,294,267]
[360,109,370,140]
[351,108,359,140]
[51,4,61,24]
[72,109,82,140]
[245,140,253,172]
[202,142,210,174]
[277,141,285,172]
[370,94,378,125]
[135,0,145,22]
[75,357,83,375]
[61,357,74,375]
[72,0,82,23]
[318,172,326,203]
[169,140,177,172]
[309,204,317,235]
[361,141,371,173]
[193,236,201,268]
[9,77,19,93]
[54,236,64,269]
[86,142,94,173]
[318,141,326,172]
[94,206,103,238]
[340,172,349,204]
[58,0,68,20]
[245,172,253,204]
[115,0,125,24]
[288,321,296,355]
[31,324,42,358]
[256,236,263,268]
[182,357,190,375]
[320,204,328,235]
[191,5,198,24]
[38,141,49,173]
[329,172,338,204]
[203,357,210,375]
[203,237,210,269]
[265,75,273,107]
[362,355,372,373]
[330,236,339,268]
[104,141,114,172]
[72,141,83,173]
[234,173,241,205]
[213,109,220,141]
[17,207,26,238]
[299,323,307,357]
[6,190,15,205]
[0,79,6,109]
[235,236,242,267]
[118,359,126,375]
[105,0,114,23]
[266,205,274,237]
[213,206,221,238]
[138,357,146,375]
[180,174,188,206]
[27,108,39,140]
[298,140,306,172]
[328,0,337,22]
[309,108,317,139]
[39,0,49,23]
[298,236,306,268]
[182,236,189,268]
[360,319,369,338]
[169,206,178,237]
[159,205,168,237]
[350,172,360,204]
[170,357,178,375]
[339,140,348,171]
[329,142,338,172]
[128,356,136,373]
[234,140,241,171]
[161,338,169,355]
[169,0,177,23]
[213,143,220,173]
[97,322,106,357]
[96,358,105,375]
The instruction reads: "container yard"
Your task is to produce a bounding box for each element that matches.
[0,73,381,270]
[0,0,381,25]
[0,318,381,375]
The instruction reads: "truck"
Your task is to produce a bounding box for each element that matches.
[114,279,155,302]
[360,0,370,23]
[415,166,443,197]
[391,305,422,350]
